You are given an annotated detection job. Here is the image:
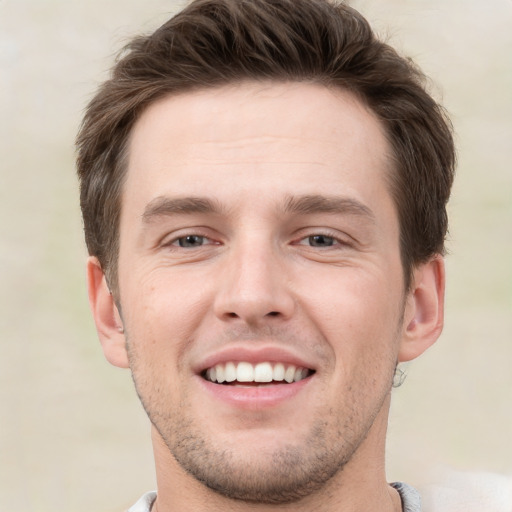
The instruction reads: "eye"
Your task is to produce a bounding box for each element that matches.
[161,229,221,252]
[306,234,336,247]
[174,235,207,248]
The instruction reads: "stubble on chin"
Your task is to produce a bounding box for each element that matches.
[156,412,357,504]
[141,378,394,506]
[126,318,402,504]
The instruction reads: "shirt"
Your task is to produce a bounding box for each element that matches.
[127,482,421,511]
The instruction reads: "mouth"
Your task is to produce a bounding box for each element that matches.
[202,361,315,386]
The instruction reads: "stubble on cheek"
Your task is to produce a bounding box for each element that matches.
[130,357,393,505]
[122,296,404,504]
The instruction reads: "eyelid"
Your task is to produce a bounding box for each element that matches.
[171,235,208,247]
[159,228,220,248]
[292,228,354,247]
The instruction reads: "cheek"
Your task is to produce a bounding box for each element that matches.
[299,265,402,328]
[121,270,212,369]
[295,266,404,368]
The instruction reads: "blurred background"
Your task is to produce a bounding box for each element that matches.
[0,0,510,510]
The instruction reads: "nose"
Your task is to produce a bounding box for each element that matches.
[213,240,295,326]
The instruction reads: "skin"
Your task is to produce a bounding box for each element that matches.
[87,82,445,512]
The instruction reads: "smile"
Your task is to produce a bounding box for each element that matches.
[203,361,314,385]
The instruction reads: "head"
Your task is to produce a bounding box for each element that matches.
[77,0,455,297]
[78,0,455,506]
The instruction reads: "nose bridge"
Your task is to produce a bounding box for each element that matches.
[214,231,294,324]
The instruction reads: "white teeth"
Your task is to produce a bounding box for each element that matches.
[254,362,273,382]
[298,367,309,381]
[236,362,254,382]
[284,365,296,383]
[204,361,311,384]
[215,364,225,383]
[224,362,237,382]
[273,363,285,381]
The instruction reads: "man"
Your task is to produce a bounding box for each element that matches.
[76,0,455,510]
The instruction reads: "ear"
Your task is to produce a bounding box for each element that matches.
[86,257,129,368]
[398,255,445,362]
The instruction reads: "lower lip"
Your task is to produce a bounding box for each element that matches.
[198,376,312,410]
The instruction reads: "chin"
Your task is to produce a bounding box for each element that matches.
[153,410,359,504]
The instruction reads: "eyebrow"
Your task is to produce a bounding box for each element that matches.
[283,194,375,221]
[142,196,222,223]
[141,194,375,223]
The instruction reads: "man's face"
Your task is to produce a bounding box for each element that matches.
[115,82,410,502]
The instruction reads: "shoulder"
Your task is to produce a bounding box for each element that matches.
[126,491,157,512]
[422,470,512,512]
[391,482,422,512]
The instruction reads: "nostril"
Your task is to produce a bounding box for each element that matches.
[267,311,280,317]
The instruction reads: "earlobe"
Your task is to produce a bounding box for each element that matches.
[86,257,129,368]
[398,255,445,362]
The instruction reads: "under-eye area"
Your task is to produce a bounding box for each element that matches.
[202,362,315,385]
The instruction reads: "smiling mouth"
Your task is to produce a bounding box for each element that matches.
[202,361,314,385]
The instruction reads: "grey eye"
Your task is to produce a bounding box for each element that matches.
[308,235,335,247]
[178,235,205,247]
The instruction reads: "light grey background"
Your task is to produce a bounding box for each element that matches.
[1,1,511,510]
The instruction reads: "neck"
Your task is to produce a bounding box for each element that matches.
[150,396,402,512]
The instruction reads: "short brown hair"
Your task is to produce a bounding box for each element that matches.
[77,0,455,293]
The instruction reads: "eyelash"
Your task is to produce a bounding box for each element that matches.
[163,230,350,250]
[293,231,351,249]
[163,232,216,249]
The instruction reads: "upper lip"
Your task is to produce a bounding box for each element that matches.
[194,344,317,374]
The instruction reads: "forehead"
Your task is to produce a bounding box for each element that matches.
[124,82,392,212]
